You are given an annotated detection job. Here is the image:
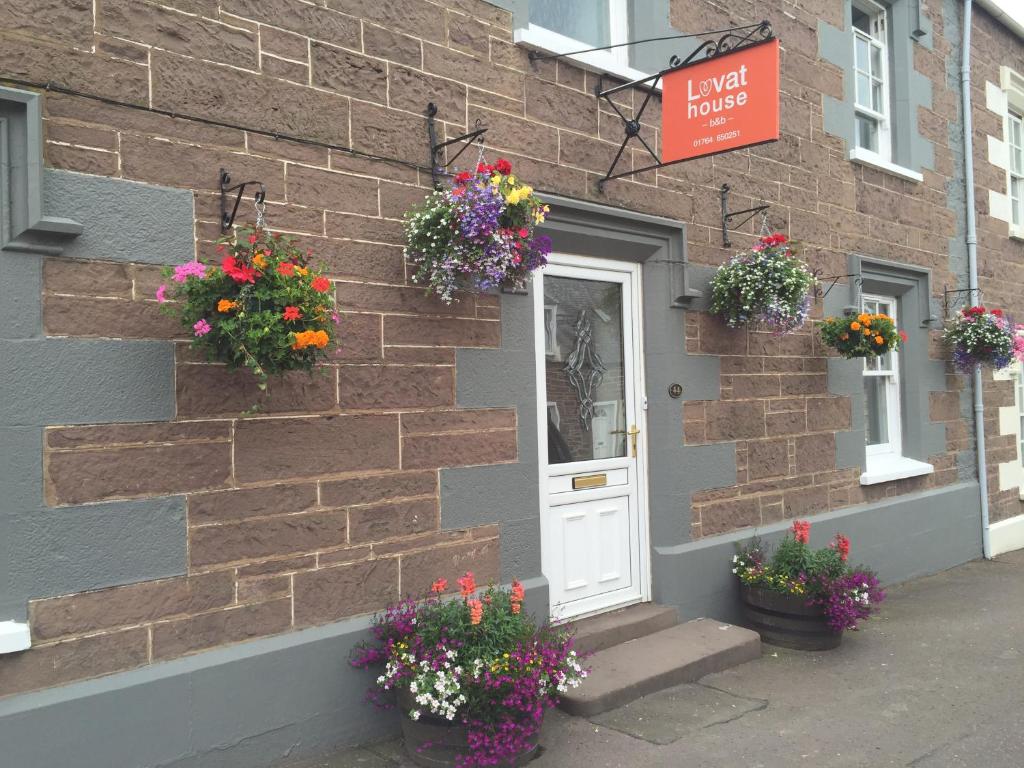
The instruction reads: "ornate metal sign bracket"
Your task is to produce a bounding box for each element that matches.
[720,183,770,247]
[220,168,266,232]
[426,102,488,189]
[596,20,774,191]
[811,271,862,302]
[943,286,979,319]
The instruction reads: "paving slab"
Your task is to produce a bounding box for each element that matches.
[588,682,766,744]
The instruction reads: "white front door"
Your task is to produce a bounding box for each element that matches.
[534,255,650,622]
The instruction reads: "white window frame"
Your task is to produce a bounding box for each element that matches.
[851,0,892,162]
[1015,366,1024,471]
[514,0,653,85]
[1001,66,1024,237]
[861,294,903,460]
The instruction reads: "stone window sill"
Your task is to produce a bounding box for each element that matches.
[0,621,31,654]
[848,148,924,183]
[1009,224,1024,242]
[860,455,934,486]
[513,25,656,89]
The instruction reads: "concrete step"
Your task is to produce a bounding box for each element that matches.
[569,603,680,655]
[560,618,761,717]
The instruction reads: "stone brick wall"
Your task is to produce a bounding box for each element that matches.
[0,0,978,697]
[969,7,1024,525]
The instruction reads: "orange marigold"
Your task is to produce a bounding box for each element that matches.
[875,335,884,344]
[217,299,237,313]
[850,321,861,331]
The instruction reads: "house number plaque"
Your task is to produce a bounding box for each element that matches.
[668,383,683,398]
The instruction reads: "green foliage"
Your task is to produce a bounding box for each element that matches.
[160,228,339,389]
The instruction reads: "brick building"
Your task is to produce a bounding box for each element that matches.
[0,0,1020,765]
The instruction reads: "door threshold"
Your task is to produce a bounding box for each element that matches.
[551,596,648,626]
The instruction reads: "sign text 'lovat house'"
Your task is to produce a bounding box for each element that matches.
[661,39,780,163]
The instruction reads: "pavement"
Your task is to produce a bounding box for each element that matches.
[290,550,1024,768]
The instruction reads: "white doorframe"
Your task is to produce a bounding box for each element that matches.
[533,253,652,621]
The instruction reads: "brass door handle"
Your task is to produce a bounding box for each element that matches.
[610,425,641,457]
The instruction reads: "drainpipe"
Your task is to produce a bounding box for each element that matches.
[961,0,993,559]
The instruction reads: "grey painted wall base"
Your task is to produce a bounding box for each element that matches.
[653,481,983,624]
[0,580,550,768]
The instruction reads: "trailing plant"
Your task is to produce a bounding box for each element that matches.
[158,228,339,388]
[732,520,885,632]
[351,572,587,767]
[942,305,1024,372]
[708,233,816,334]
[404,158,551,304]
[820,311,904,359]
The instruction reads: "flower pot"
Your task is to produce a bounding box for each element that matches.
[739,584,842,651]
[396,690,541,767]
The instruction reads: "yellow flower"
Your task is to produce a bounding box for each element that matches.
[253,254,267,269]
[520,185,533,197]
[506,189,522,205]
[507,175,516,185]
[490,174,501,186]
[295,266,309,276]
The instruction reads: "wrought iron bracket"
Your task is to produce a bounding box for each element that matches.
[720,184,769,247]
[943,286,980,319]
[220,168,266,233]
[811,272,862,301]
[596,20,774,190]
[426,102,488,189]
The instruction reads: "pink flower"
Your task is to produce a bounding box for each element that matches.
[331,311,341,325]
[172,261,207,283]
[155,284,167,303]
[792,520,811,545]
[193,318,212,337]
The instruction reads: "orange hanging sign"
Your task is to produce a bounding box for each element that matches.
[661,39,780,164]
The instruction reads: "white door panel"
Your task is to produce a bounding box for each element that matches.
[534,255,650,621]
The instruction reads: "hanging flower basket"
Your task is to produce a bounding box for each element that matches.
[820,310,903,359]
[158,227,340,388]
[708,233,816,334]
[943,305,1024,372]
[404,158,551,304]
[351,573,587,768]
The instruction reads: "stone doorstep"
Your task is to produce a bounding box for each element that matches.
[567,603,680,655]
[559,618,762,718]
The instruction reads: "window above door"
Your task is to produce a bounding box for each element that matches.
[511,0,662,84]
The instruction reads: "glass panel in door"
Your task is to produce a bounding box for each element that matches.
[543,275,626,465]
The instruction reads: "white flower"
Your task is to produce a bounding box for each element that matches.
[409,682,418,694]
[410,710,421,721]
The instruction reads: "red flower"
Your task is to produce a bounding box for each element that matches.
[964,305,986,317]
[833,534,851,562]
[457,571,476,598]
[791,520,811,545]
[451,186,466,197]
[518,228,529,238]
[248,234,258,245]
[311,276,331,293]
[282,306,302,321]
[510,579,525,604]
[476,162,494,174]
[760,233,788,247]
[992,308,1004,317]
[277,262,296,277]
[221,255,257,284]
[454,171,473,184]
[495,158,512,175]
[430,578,448,594]
[898,329,908,342]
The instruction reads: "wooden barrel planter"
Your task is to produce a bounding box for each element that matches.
[739,584,842,651]
[396,690,541,768]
